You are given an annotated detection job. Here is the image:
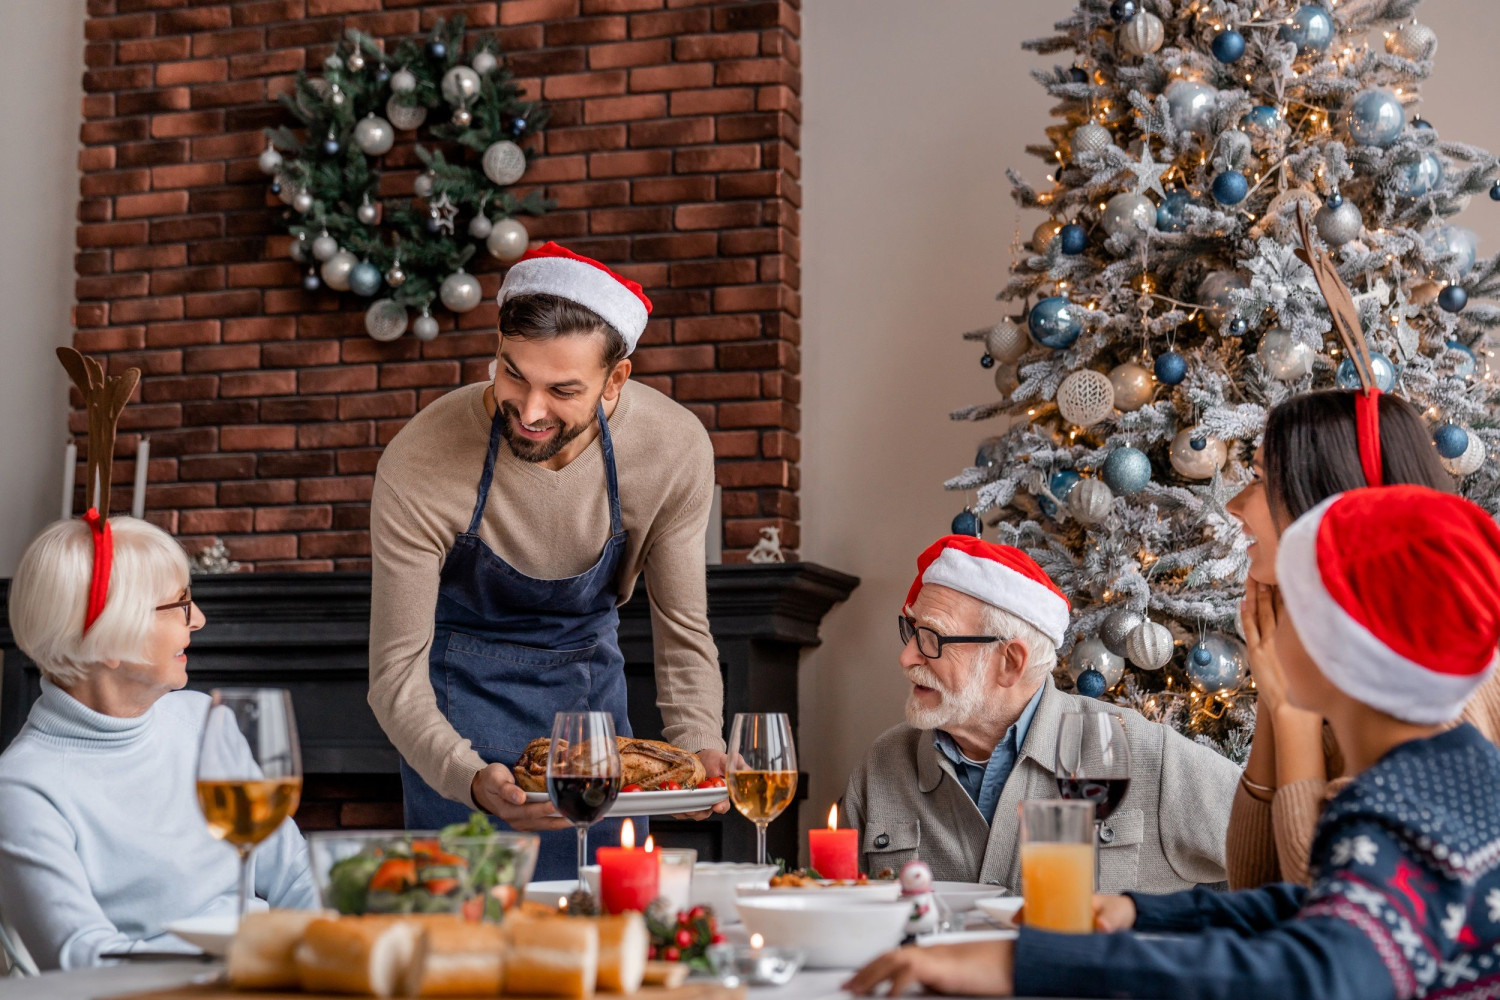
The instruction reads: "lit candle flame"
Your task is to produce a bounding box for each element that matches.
[827,803,839,830]
[621,818,635,849]
[645,834,655,853]
[751,933,764,949]
[559,896,568,911]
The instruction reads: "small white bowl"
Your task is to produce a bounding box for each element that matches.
[933,881,1009,914]
[163,915,238,956]
[975,896,1025,928]
[736,879,902,903]
[692,862,777,922]
[735,895,911,969]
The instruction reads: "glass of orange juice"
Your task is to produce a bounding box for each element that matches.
[1019,799,1095,934]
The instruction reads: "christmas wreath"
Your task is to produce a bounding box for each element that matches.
[258,17,551,341]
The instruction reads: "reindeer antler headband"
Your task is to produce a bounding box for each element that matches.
[1293,204,1384,488]
[57,347,140,633]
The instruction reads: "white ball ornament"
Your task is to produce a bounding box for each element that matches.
[1169,428,1227,479]
[292,190,314,214]
[357,199,380,225]
[1108,362,1154,411]
[482,141,527,186]
[386,97,427,131]
[320,250,358,292]
[391,67,417,93]
[1441,433,1487,477]
[354,114,395,155]
[986,319,1029,364]
[439,270,482,313]
[413,311,440,342]
[1164,79,1218,135]
[364,299,408,342]
[312,233,339,261]
[413,172,435,199]
[1386,20,1437,60]
[487,217,530,260]
[258,146,283,174]
[1257,329,1314,380]
[1118,10,1165,55]
[1067,478,1114,524]
[468,214,493,239]
[1101,192,1157,238]
[441,66,481,105]
[472,51,498,75]
[1070,123,1115,157]
[1125,619,1173,670]
[1056,370,1116,427]
[1068,637,1125,689]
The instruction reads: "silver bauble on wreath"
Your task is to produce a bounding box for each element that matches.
[1386,20,1437,60]
[1186,633,1248,693]
[1099,609,1143,658]
[1032,219,1062,254]
[363,298,408,342]
[1315,199,1363,246]
[1068,479,1114,524]
[311,232,339,261]
[320,250,358,292]
[386,97,427,131]
[1441,432,1487,476]
[357,198,380,225]
[354,114,395,156]
[1070,123,1114,157]
[452,107,473,128]
[1164,79,1217,136]
[385,262,406,288]
[292,190,314,214]
[1102,192,1156,239]
[468,214,494,239]
[1118,10,1165,55]
[487,217,530,260]
[1169,428,1227,479]
[439,270,482,313]
[1108,362,1154,411]
[1125,620,1173,671]
[472,50,498,75]
[413,309,440,342]
[258,146,283,174]
[1056,370,1115,427]
[482,141,527,186]
[391,67,417,93]
[1257,329,1314,380]
[413,171,435,199]
[986,319,1029,364]
[441,66,481,105]
[1068,637,1125,690]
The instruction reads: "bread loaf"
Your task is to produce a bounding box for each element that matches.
[594,913,648,994]
[226,909,329,990]
[501,915,598,999]
[408,915,505,997]
[513,737,705,793]
[294,916,420,997]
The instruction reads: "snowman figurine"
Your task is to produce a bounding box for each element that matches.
[899,859,941,937]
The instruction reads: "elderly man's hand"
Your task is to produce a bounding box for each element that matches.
[844,940,1014,997]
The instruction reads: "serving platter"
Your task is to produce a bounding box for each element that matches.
[522,787,727,817]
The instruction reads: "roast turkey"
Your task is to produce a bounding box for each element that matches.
[513,737,706,793]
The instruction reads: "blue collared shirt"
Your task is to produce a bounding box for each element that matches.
[933,684,1046,825]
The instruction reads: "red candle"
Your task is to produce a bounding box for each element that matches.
[597,819,659,914]
[808,803,859,880]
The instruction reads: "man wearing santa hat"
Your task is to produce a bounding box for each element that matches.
[368,244,726,878]
[843,535,1239,893]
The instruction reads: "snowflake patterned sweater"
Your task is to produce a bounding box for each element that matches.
[1014,723,1500,1000]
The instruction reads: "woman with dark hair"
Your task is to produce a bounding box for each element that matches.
[1222,388,1500,888]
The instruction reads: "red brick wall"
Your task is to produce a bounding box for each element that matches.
[74,0,802,569]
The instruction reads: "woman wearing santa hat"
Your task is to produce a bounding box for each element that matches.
[368,244,727,877]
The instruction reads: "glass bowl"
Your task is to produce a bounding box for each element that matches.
[307,826,539,922]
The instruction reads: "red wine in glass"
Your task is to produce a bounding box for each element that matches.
[1056,776,1131,822]
[547,775,621,825]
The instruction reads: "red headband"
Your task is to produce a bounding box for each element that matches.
[1354,389,1383,487]
[82,508,113,633]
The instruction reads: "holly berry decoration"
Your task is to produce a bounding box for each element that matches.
[645,901,722,973]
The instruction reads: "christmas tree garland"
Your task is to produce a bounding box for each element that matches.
[258,17,551,341]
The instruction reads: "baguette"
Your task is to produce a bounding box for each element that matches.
[594,913,648,994]
[294,916,420,997]
[226,909,329,990]
[501,915,599,1000]
[408,916,505,997]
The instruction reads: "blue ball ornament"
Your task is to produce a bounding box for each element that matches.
[508,117,529,138]
[1434,423,1469,459]
[1069,66,1089,83]
[1191,644,1212,667]
[1156,190,1196,233]
[1154,350,1187,385]
[1427,226,1479,276]
[426,39,448,60]
[1241,105,1281,131]
[374,66,391,86]
[1447,340,1477,377]
[1028,296,1083,349]
[1491,180,1500,201]
[1346,88,1405,148]
[1412,116,1433,130]
[1279,5,1334,54]
[1190,436,1207,451]
[270,181,282,195]
[302,270,321,292]
[1212,29,1247,63]
[1326,190,1343,209]
[1212,170,1249,205]
[980,353,996,369]
[1039,470,1082,518]
[1102,447,1152,496]
[1439,285,1469,313]
[322,136,342,156]
[1186,633,1249,692]
[1229,318,1248,337]
[1393,152,1444,197]
[951,508,982,537]
[1109,0,1138,22]
[348,261,382,298]
[1335,352,1396,392]
[1058,223,1088,255]
[1076,668,1107,698]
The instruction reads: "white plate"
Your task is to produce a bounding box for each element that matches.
[974,896,1025,928]
[524,879,580,908]
[522,786,727,817]
[933,881,1009,914]
[737,879,902,902]
[163,915,238,956]
[917,928,1018,946]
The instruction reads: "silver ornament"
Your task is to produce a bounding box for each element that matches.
[1427,226,1479,276]
[441,66,481,105]
[391,67,417,94]
[1056,369,1115,427]
[1441,433,1487,477]
[452,106,472,128]
[357,199,380,225]
[1067,478,1114,524]
[1346,88,1405,148]
[1314,199,1363,246]
[486,217,530,260]
[1164,79,1217,136]
[346,50,365,72]
[1125,620,1173,671]
[1108,362,1154,411]
[1031,219,1062,254]
[468,214,494,239]
[1169,427,1227,480]
[364,299,408,342]
[1101,192,1156,239]
[323,53,343,72]
[413,311,440,341]
[292,190,314,214]
[439,270,482,313]
[311,233,339,261]
[482,141,527,186]
[289,236,309,263]
[986,319,1029,364]
[1118,11,1165,56]
[993,363,1019,397]
[1068,636,1125,689]
[329,85,345,107]
[1257,329,1315,381]
[386,97,427,131]
[354,114,395,155]
[1186,633,1248,693]
[1197,270,1249,325]
[320,249,357,292]
[413,172,435,199]
[1386,20,1437,60]
[257,146,283,174]
[385,263,406,288]
[472,51,498,75]
[1070,123,1115,157]
[1100,610,1143,657]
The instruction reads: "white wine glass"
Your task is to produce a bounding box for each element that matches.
[726,712,797,866]
[547,711,622,894]
[196,688,303,919]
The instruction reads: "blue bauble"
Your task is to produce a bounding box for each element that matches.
[322,137,342,156]
[508,117,529,138]
[1039,470,1082,518]
[1279,5,1334,54]
[975,445,995,468]
[1028,296,1083,349]
[1156,190,1197,232]
[1186,633,1248,693]
[1102,447,1152,496]
[1326,191,1343,208]
[1241,105,1281,131]
[1439,285,1469,313]
[1076,668,1107,698]
[1229,318,1248,337]
[1212,170,1249,205]
[1393,152,1444,197]
[1434,423,1469,459]
[1069,66,1089,83]
[1412,116,1433,130]
[270,181,282,195]
[1154,350,1187,385]
[1109,0,1138,22]
[302,270,321,292]
[374,66,391,86]
[951,508,982,537]
[1212,29,1247,63]
[1058,223,1088,255]
[980,353,996,369]
[1346,88,1405,148]
[426,39,448,60]
[1448,340,1477,377]
[1427,226,1479,275]
[348,261,382,298]
[1335,352,1396,392]
[1491,180,1500,201]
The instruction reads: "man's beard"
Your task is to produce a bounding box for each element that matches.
[904,659,992,731]
[498,397,598,463]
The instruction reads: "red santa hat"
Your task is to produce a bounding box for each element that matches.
[497,242,653,354]
[905,535,1071,647]
[1276,485,1500,724]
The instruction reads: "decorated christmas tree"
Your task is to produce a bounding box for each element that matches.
[949,0,1500,758]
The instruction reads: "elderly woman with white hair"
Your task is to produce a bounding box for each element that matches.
[0,516,317,970]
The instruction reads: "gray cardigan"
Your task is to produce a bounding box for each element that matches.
[842,679,1239,894]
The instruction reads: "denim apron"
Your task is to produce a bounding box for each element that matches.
[400,400,635,880]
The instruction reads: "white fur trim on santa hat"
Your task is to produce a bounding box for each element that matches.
[499,255,650,354]
[921,547,1069,648]
[1276,493,1497,724]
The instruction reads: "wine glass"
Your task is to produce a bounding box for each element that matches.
[546,711,622,894]
[1055,710,1130,887]
[196,688,303,919]
[726,712,797,866]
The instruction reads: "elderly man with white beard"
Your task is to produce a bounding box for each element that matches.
[842,535,1238,894]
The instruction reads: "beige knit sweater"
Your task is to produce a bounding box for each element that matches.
[1225,675,1500,888]
[367,380,725,810]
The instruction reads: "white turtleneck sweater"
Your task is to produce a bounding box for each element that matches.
[0,681,318,970]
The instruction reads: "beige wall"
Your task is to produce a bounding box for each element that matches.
[798,0,1500,839]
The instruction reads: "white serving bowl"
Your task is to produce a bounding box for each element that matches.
[735,896,911,969]
[692,862,777,922]
[933,881,1009,914]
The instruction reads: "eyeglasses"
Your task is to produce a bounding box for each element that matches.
[156,591,193,626]
[897,614,1001,659]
